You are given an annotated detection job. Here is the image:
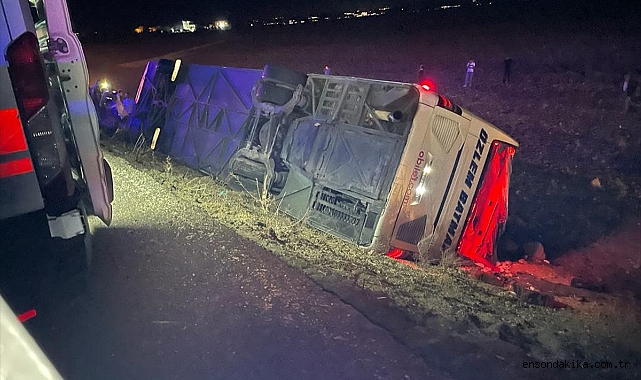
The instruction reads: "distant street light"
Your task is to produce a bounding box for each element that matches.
[214,20,230,30]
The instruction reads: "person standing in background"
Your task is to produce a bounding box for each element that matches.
[114,90,128,120]
[417,64,425,83]
[623,73,641,114]
[324,65,331,75]
[503,57,513,84]
[464,59,475,87]
[122,92,134,117]
[623,74,630,93]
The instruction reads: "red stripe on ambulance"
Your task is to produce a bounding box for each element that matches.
[0,108,28,155]
[0,157,34,178]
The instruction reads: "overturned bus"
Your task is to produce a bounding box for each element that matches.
[123,61,517,269]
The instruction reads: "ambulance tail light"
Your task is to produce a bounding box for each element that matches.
[6,32,49,120]
[7,32,72,204]
[457,141,515,271]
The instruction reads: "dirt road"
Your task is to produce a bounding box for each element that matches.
[12,152,449,380]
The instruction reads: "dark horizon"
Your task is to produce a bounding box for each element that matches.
[66,0,404,31]
[65,0,639,34]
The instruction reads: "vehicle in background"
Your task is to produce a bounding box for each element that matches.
[125,60,517,269]
[1,0,113,283]
[90,79,127,136]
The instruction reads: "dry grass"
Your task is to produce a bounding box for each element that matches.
[439,250,462,269]
[102,139,641,368]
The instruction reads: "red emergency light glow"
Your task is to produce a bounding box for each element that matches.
[457,141,515,271]
[419,79,435,92]
[386,247,405,259]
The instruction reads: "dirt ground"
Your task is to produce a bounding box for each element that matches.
[85,9,641,378]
